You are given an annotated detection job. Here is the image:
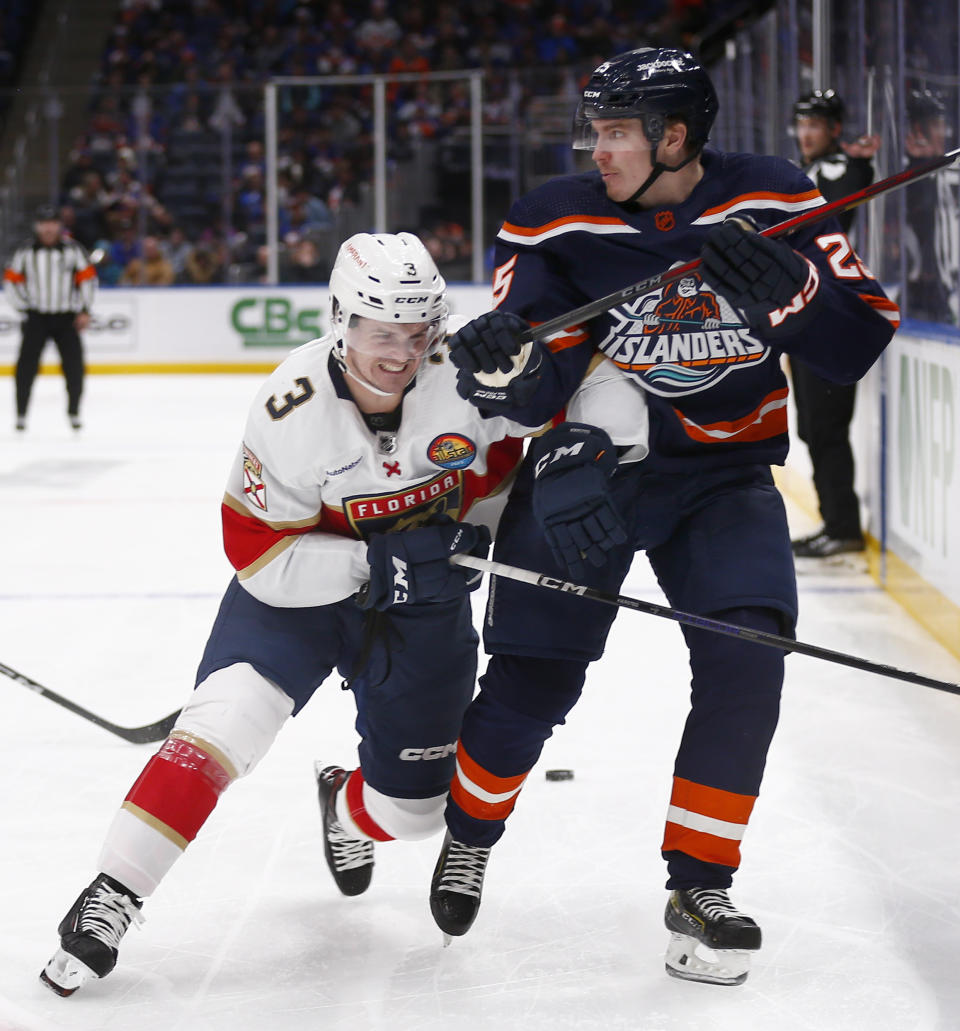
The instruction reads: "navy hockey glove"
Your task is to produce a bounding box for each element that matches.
[699,218,821,334]
[531,423,627,580]
[361,517,491,611]
[448,310,543,411]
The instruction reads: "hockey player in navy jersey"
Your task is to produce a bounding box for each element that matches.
[40,231,649,997]
[431,48,899,985]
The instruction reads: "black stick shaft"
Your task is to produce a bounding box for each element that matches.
[0,660,180,743]
[519,146,960,344]
[451,555,960,697]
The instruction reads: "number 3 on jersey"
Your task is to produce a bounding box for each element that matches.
[266,376,315,420]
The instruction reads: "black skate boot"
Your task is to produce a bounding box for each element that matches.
[315,762,374,896]
[429,831,491,944]
[40,873,144,996]
[664,887,762,986]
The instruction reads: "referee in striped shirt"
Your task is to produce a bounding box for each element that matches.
[3,204,97,431]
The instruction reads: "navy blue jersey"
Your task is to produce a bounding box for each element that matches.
[489,148,899,473]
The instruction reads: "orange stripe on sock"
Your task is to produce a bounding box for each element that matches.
[455,741,528,795]
[669,777,757,825]
[449,774,521,822]
[662,822,744,868]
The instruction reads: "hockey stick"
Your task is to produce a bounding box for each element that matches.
[518,146,960,344]
[0,660,180,743]
[450,554,960,697]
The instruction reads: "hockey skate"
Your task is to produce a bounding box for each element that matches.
[40,873,144,997]
[664,887,761,986]
[315,762,374,896]
[429,831,491,945]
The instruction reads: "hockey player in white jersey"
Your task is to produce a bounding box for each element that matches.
[40,231,648,996]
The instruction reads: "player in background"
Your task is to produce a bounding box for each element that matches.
[789,89,880,558]
[430,49,899,985]
[40,232,648,997]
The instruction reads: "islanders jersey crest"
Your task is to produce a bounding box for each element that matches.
[596,272,771,398]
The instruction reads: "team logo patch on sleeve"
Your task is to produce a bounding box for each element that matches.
[242,444,268,511]
[428,433,477,470]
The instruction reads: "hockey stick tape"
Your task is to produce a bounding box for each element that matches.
[472,341,534,387]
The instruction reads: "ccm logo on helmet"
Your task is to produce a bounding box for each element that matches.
[399,743,458,761]
[396,295,430,304]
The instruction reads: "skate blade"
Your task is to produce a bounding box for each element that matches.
[441,932,452,948]
[794,553,868,575]
[664,932,751,986]
[40,947,98,997]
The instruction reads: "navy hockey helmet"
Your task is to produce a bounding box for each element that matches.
[793,88,845,125]
[573,47,719,154]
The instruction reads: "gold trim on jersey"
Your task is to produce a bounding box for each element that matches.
[222,491,322,530]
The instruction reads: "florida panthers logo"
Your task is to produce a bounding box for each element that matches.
[596,271,771,397]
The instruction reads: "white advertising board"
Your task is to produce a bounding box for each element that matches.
[886,332,960,606]
[0,284,493,365]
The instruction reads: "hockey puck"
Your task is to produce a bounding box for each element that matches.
[545,769,574,781]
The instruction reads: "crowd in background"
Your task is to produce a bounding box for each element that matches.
[28,0,738,285]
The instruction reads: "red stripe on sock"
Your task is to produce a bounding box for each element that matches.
[125,738,232,842]
[344,769,394,842]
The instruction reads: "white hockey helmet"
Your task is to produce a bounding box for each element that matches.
[329,232,448,363]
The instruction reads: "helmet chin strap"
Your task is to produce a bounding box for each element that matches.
[335,348,413,399]
[623,138,701,206]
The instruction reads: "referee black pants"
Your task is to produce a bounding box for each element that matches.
[15,311,85,418]
[791,356,862,540]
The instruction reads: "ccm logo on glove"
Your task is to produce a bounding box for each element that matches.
[534,440,588,477]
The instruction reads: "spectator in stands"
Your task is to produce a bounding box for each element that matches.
[356,0,402,58]
[280,235,330,283]
[184,241,225,285]
[904,87,959,324]
[163,226,193,282]
[120,235,175,286]
[67,170,111,250]
[286,186,333,236]
[109,220,141,272]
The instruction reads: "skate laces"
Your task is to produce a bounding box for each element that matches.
[76,883,144,949]
[326,820,374,872]
[438,841,490,898]
[685,888,745,922]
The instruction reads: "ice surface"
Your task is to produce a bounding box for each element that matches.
[1,373,959,1031]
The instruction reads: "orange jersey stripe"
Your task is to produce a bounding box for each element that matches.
[74,264,97,284]
[697,189,823,221]
[3,268,26,283]
[501,214,633,238]
[861,294,901,328]
[673,388,788,444]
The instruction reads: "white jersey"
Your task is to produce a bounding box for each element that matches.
[222,335,648,607]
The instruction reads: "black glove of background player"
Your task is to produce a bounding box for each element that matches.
[448,310,543,411]
[699,217,821,334]
[532,423,627,580]
[361,516,491,611]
